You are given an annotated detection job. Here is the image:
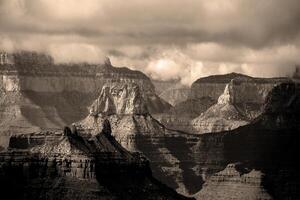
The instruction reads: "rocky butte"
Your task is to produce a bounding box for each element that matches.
[0,51,171,148]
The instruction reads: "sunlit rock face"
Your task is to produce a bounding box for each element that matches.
[89,83,148,116]
[0,51,171,148]
[156,73,291,134]
[0,122,191,200]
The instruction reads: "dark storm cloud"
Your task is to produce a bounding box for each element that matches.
[1,0,300,47]
[0,0,300,84]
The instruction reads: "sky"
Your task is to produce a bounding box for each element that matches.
[0,0,300,85]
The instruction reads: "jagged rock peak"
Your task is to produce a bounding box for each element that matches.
[89,82,148,116]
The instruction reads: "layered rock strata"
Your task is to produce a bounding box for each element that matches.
[0,122,191,200]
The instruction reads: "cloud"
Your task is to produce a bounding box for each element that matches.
[0,0,299,84]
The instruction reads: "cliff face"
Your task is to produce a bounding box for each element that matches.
[0,51,171,145]
[193,82,300,199]
[89,83,148,115]
[156,73,291,134]
[0,123,191,200]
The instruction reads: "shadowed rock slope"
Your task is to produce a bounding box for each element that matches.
[0,121,192,200]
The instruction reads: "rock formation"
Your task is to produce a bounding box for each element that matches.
[89,83,148,116]
[76,82,205,195]
[76,81,300,198]
[0,51,171,148]
[191,80,249,133]
[156,73,291,134]
[0,120,192,200]
[1,51,299,198]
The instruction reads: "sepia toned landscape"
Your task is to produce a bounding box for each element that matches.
[1,1,300,199]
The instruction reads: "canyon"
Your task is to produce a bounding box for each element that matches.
[75,80,300,199]
[1,51,300,199]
